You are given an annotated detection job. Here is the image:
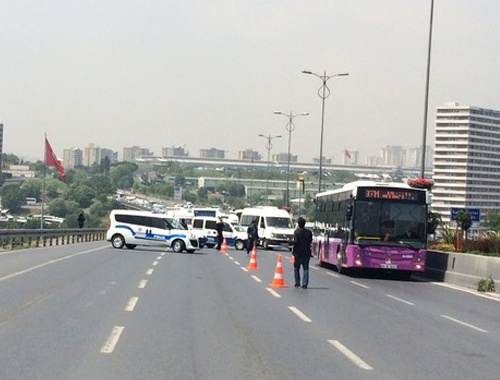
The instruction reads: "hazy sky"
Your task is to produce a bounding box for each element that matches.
[1,0,500,163]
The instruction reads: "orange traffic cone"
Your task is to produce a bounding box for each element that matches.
[269,254,288,288]
[221,238,228,254]
[247,245,258,270]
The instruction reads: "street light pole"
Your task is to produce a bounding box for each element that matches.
[274,111,309,208]
[420,0,435,178]
[258,134,282,204]
[302,70,348,193]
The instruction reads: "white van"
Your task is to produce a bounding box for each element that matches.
[191,216,248,250]
[239,206,294,250]
[106,210,199,253]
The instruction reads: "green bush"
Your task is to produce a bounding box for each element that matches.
[477,276,496,292]
[464,237,500,256]
[429,243,456,252]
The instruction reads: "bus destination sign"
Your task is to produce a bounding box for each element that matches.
[360,188,421,202]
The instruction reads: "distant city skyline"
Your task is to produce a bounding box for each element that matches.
[2,2,500,167]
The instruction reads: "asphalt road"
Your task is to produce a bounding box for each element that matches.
[0,242,499,380]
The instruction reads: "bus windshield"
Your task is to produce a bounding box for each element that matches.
[353,201,427,248]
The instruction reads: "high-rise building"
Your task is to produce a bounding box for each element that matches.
[62,148,83,169]
[162,146,188,157]
[101,148,118,164]
[200,148,225,159]
[123,146,153,162]
[381,145,404,167]
[432,102,500,237]
[83,144,118,167]
[272,152,297,163]
[238,149,261,161]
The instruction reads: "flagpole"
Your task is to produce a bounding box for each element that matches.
[41,133,46,230]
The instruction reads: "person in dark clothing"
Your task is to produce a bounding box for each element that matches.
[216,217,225,250]
[246,219,259,254]
[77,211,86,228]
[293,217,313,289]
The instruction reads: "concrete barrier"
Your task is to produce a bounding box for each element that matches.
[425,250,500,291]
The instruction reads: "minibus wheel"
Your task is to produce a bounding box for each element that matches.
[172,239,185,253]
[234,239,245,251]
[111,234,125,249]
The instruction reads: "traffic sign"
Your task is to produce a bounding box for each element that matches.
[450,208,481,222]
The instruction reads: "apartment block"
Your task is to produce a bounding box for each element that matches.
[162,146,188,157]
[200,148,225,159]
[432,102,500,236]
[62,148,83,169]
[238,149,261,161]
[123,146,153,162]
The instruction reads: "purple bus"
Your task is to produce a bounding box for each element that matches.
[311,181,430,277]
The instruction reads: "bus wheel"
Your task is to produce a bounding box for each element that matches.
[234,239,245,251]
[172,240,185,253]
[111,234,125,249]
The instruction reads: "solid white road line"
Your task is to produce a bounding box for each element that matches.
[251,275,262,283]
[441,315,488,333]
[328,340,373,370]
[100,326,125,354]
[350,281,370,289]
[138,280,148,289]
[386,294,415,306]
[146,269,154,275]
[432,282,500,302]
[152,261,159,266]
[0,246,108,283]
[125,297,139,312]
[288,306,312,322]
[266,288,281,298]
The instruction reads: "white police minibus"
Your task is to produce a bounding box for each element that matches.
[106,210,199,253]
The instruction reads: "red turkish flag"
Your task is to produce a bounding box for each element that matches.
[45,138,66,183]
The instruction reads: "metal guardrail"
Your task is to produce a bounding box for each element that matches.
[0,228,107,251]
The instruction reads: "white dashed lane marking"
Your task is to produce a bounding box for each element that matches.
[441,315,488,333]
[100,326,125,354]
[288,306,312,322]
[328,340,373,370]
[138,280,147,289]
[386,294,415,306]
[125,297,139,311]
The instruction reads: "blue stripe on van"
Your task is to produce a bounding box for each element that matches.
[116,225,187,242]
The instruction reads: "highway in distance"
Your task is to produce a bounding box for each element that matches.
[0,242,499,379]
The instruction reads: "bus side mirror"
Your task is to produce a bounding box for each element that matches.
[346,204,353,219]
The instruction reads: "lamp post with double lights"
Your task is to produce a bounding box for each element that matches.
[302,70,348,193]
[258,133,282,204]
[274,110,309,208]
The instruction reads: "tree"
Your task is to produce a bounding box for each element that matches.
[1,184,25,213]
[484,211,500,233]
[21,178,42,201]
[456,210,473,234]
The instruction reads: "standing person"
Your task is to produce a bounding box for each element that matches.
[246,219,259,254]
[293,217,313,289]
[216,217,224,250]
[77,211,86,229]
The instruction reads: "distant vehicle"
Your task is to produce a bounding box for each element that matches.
[312,180,430,277]
[239,206,294,250]
[191,216,247,250]
[106,210,199,253]
[26,197,37,205]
